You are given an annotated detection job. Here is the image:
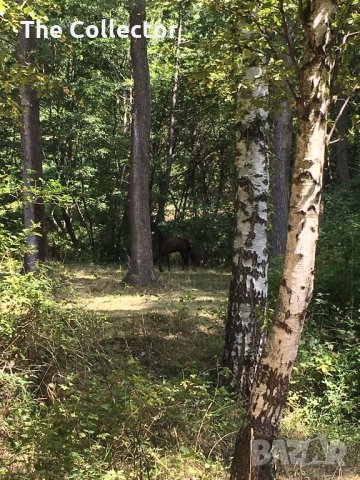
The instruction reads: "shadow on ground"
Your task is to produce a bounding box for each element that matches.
[66,265,230,377]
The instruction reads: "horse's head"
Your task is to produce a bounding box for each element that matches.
[152,226,166,244]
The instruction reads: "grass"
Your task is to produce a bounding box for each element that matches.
[62,264,360,480]
[1,263,359,479]
[65,265,230,377]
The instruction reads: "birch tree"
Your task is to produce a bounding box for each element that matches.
[223,65,269,398]
[230,1,335,478]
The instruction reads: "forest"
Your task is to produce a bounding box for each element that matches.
[0,0,359,479]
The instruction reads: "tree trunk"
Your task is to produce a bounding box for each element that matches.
[62,208,79,249]
[18,21,48,273]
[80,178,95,255]
[123,0,157,287]
[156,11,183,224]
[270,100,293,256]
[50,208,66,236]
[223,66,269,398]
[230,1,334,479]
[334,96,350,184]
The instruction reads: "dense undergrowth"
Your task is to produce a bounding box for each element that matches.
[1,202,360,479]
[0,230,238,479]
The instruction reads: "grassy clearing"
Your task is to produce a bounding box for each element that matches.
[62,264,359,480]
[1,263,358,479]
[68,266,230,373]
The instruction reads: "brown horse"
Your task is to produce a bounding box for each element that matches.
[154,229,195,272]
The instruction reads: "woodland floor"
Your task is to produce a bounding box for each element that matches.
[63,264,360,480]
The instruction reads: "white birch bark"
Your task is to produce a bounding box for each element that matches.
[224,66,269,398]
[230,1,335,479]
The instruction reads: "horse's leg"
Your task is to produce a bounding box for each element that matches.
[180,249,189,269]
[167,254,171,271]
[189,247,196,268]
[159,254,164,272]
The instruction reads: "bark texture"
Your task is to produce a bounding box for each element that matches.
[123,0,157,287]
[18,22,48,273]
[62,208,79,249]
[270,100,293,257]
[230,1,334,479]
[223,66,269,398]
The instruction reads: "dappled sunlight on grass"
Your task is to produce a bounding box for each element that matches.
[81,294,161,313]
[55,264,360,480]
[67,264,229,323]
[64,265,230,378]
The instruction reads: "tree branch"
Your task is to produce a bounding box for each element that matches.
[342,30,360,45]
[278,0,300,75]
[326,85,359,144]
[250,17,298,102]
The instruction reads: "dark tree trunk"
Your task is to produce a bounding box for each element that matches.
[156,11,182,224]
[123,0,157,286]
[270,100,293,256]
[18,21,48,273]
[62,208,79,249]
[177,129,202,220]
[334,97,350,184]
[215,145,227,213]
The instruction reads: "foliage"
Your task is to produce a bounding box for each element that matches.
[283,303,360,469]
[0,0,237,263]
[291,322,359,424]
[1,240,360,477]
[1,0,360,477]
[157,212,234,266]
[316,175,360,306]
[0,230,238,478]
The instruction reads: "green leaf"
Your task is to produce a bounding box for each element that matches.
[0,0,7,16]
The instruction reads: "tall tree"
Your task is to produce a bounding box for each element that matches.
[123,0,157,286]
[18,20,48,273]
[230,1,335,478]
[156,8,183,224]
[223,65,269,398]
[270,97,293,256]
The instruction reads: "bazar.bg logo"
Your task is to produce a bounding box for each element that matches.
[252,436,347,467]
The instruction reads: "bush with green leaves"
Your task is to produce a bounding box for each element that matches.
[0,226,109,476]
[1,226,238,478]
[316,176,360,306]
